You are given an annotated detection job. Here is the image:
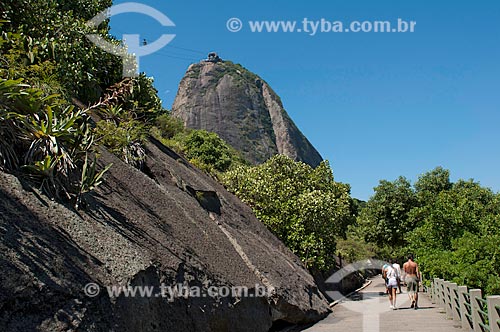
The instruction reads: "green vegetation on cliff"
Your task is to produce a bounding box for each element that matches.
[1,1,168,205]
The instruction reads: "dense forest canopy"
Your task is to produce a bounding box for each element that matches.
[355,167,500,294]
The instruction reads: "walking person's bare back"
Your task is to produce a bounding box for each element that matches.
[403,255,420,309]
[403,260,418,276]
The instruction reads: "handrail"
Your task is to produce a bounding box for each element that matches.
[428,278,500,332]
[476,294,491,331]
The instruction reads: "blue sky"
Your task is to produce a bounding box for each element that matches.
[109,0,500,200]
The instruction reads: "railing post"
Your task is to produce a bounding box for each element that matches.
[458,285,471,330]
[432,278,439,304]
[487,295,500,332]
[440,279,446,308]
[437,279,445,307]
[444,281,453,318]
[430,279,435,302]
[470,289,482,332]
[449,283,460,322]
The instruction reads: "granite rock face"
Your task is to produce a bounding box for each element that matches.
[171,61,323,167]
[0,139,330,332]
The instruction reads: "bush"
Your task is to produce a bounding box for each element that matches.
[154,113,185,139]
[222,155,354,270]
[2,0,123,103]
[183,130,233,172]
[94,118,147,169]
[0,77,110,204]
[150,119,249,175]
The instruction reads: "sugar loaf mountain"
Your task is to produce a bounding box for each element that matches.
[0,55,331,331]
[172,55,323,167]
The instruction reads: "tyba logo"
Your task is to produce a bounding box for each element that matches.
[86,2,175,77]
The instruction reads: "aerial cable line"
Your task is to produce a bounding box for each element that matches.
[164,44,205,55]
[152,48,202,59]
[109,27,205,55]
[150,51,198,62]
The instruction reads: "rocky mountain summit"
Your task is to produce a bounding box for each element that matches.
[171,60,323,167]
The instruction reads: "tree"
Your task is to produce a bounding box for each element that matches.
[358,176,416,247]
[336,225,378,264]
[408,179,496,251]
[450,232,500,295]
[414,166,452,204]
[2,0,123,103]
[184,130,233,172]
[223,155,354,270]
[414,167,452,194]
[353,166,500,294]
[407,179,500,294]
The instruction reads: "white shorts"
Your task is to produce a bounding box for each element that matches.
[387,278,398,288]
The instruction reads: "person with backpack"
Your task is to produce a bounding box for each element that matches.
[383,262,398,310]
[392,259,402,294]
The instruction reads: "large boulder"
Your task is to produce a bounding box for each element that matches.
[0,139,330,332]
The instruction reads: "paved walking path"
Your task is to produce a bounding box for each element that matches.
[302,277,463,332]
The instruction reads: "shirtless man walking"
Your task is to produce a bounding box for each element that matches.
[403,254,420,309]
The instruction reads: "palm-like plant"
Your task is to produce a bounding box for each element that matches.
[0,78,27,170]
[0,77,111,205]
[20,105,80,163]
[96,104,125,123]
[0,113,19,170]
[21,154,64,198]
[76,154,112,209]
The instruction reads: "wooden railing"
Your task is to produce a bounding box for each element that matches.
[429,278,500,332]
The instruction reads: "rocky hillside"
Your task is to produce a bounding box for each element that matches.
[171,60,323,167]
[0,139,330,332]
